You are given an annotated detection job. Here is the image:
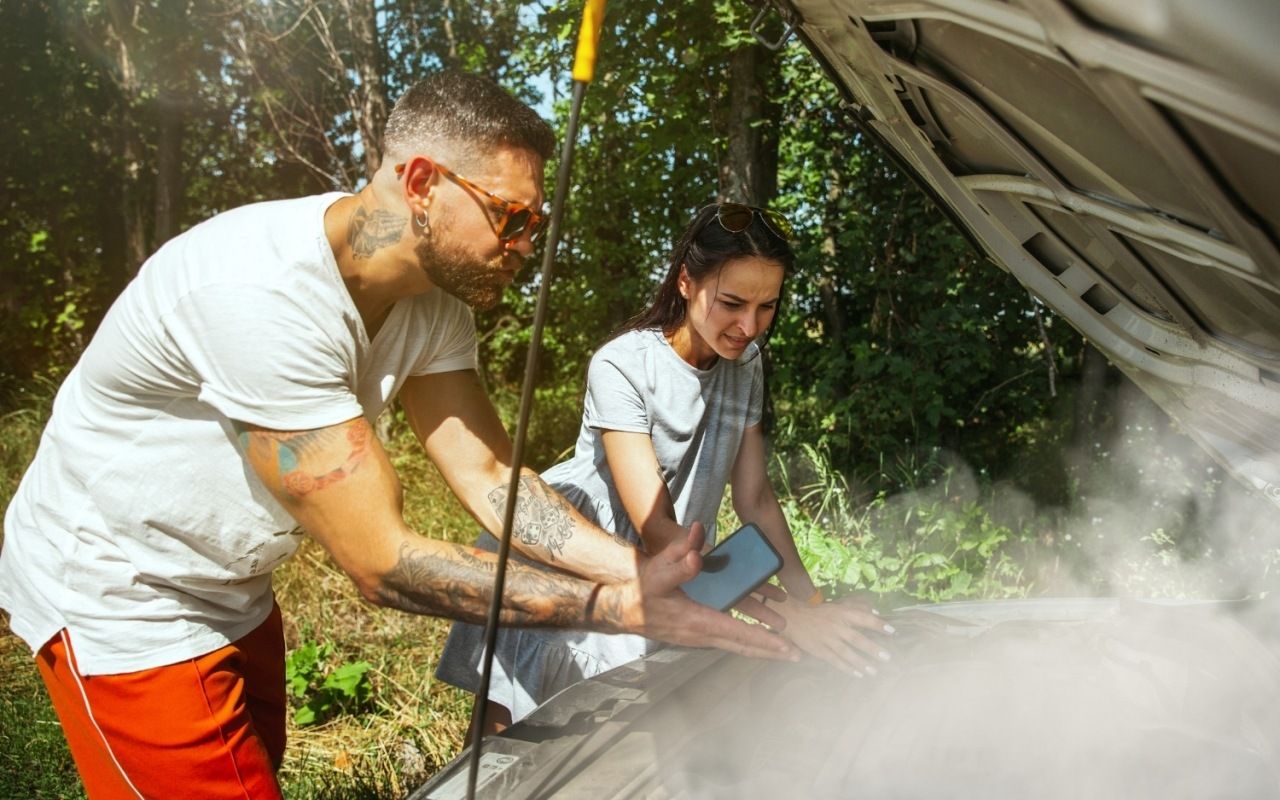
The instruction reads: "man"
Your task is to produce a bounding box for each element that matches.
[0,71,794,799]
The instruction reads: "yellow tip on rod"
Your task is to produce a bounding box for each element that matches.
[572,0,607,83]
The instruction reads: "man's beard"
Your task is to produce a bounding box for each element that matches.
[414,226,516,311]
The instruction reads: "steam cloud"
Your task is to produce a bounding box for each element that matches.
[644,387,1280,798]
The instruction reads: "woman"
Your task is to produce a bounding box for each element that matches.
[437,203,893,732]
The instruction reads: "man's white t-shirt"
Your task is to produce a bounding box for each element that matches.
[0,193,477,675]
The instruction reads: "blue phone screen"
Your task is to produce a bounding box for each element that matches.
[680,524,783,611]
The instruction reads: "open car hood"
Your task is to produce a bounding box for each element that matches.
[775,0,1280,504]
[413,599,1280,798]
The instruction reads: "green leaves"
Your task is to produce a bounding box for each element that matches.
[8,0,1074,504]
[284,640,373,727]
[27,230,48,254]
[777,444,1032,602]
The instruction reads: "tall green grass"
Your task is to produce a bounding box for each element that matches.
[773,444,1034,602]
[759,442,1279,604]
[713,443,1038,606]
[0,383,82,800]
[0,635,83,800]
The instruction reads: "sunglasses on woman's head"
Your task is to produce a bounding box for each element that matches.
[395,161,547,246]
[704,203,794,241]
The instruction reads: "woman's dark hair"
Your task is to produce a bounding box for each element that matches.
[620,204,795,336]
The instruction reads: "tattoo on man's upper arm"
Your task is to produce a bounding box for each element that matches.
[487,474,575,560]
[236,420,372,499]
[348,207,406,258]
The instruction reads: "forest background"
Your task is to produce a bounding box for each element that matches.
[2,1,1275,797]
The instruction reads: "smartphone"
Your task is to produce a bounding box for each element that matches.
[680,523,783,611]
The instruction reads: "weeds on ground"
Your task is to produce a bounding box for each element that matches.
[286,640,374,726]
[764,442,1279,604]
[0,384,84,800]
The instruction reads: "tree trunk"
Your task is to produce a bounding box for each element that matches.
[818,166,848,342]
[1071,341,1110,450]
[348,0,388,180]
[441,0,460,65]
[716,42,781,429]
[153,90,186,247]
[117,115,148,280]
[104,0,148,281]
[717,43,777,206]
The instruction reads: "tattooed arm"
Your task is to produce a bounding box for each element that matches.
[233,416,609,625]
[233,416,797,659]
[399,369,643,584]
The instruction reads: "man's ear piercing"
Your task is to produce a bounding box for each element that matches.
[416,208,430,234]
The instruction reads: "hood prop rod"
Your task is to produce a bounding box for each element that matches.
[466,2,607,798]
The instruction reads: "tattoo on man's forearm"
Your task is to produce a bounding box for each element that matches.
[348,206,406,257]
[375,542,483,618]
[594,584,624,629]
[374,541,616,629]
[488,474,575,560]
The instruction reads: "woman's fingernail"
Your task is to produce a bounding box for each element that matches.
[872,608,881,616]
[853,670,864,679]
[865,664,878,676]
[883,624,896,634]
[877,650,891,662]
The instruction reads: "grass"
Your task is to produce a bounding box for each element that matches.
[0,623,82,799]
[771,441,1280,604]
[1,386,84,799]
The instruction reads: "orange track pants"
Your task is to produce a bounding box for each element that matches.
[35,604,287,799]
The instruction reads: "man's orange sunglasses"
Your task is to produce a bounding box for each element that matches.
[396,161,546,245]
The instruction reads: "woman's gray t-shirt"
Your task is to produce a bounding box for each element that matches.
[544,327,764,549]
[434,328,766,721]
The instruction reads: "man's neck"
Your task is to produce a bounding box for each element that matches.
[324,190,429,339]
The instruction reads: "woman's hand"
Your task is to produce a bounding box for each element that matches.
[770,592,895,676]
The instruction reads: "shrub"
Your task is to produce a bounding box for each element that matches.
[774,444,1033,602]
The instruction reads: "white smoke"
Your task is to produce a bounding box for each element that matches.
[425,387,1280,799]
[637,385,1280,798]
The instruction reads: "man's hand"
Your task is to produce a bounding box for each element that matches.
[731,582,788,631]
[770,593,895,676]
[597,524,799,661]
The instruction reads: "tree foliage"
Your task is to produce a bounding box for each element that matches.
[2,0,1084,499]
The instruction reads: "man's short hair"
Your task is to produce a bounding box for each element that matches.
[383,71,556,170]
